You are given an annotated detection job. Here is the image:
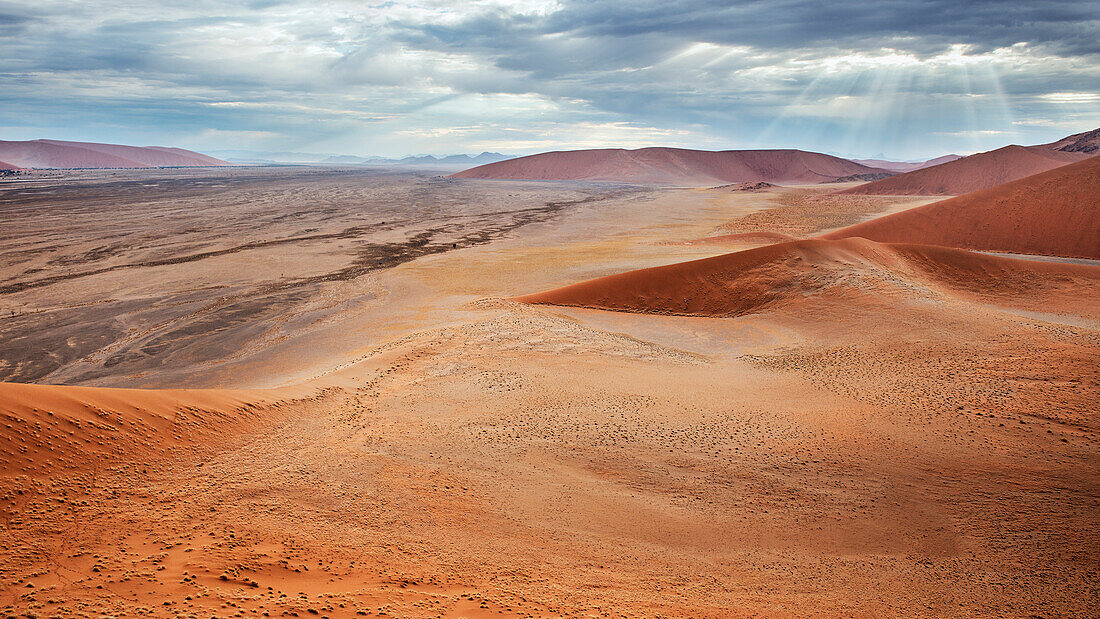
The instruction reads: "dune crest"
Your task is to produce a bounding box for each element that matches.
[841,144,1091,195]
[515,237,1100,317]
[0,139,230,169]
[0,382,297,480]
[680,231,798,245]
[824,155,1100,259]
[450,147,889,185]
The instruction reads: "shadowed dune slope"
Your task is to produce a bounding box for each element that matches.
[682,231,798,245]
[451,147,888,185]
[824,156,1100,259]
[0,382,289,480]
[1042,127,1100,153]
[0,140,230,169]
[37,140,229,167]
[841,145,1090,195]
[0,161,20,171]
[515,237,1100,317]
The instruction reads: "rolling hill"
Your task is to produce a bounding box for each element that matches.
[0,139,230,169]
[840,144,1089,196]
[823,155,1100,259]
[450,147,890,185]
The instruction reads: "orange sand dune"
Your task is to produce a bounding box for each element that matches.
[450,147,888,185]
[0,381,298,480]
[0,139,229,169]
[515,237,1100,317]
[824,155,1100,259]
[841,144,1090,195]
[1,170,1098,616]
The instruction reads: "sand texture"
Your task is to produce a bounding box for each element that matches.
[0,166,1097,617]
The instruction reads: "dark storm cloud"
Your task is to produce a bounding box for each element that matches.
[541,0,1099,55]
[371,0,1100,147]
[393,0,1099,73]
[0,13,30,36]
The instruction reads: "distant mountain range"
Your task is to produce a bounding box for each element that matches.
[208,150,514,166]
[850,154,962,173]
[320,152,514,165]
[7,132,1095,183]
[0,142,515,169]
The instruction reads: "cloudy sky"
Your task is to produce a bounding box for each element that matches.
[1,0,1098,159]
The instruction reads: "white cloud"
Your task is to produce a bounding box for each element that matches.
[193,128,281,142]
[0,0,1096,158]
[933,129,1011,137]
[1040,92,1100,104]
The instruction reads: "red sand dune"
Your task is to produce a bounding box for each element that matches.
[841,145,1090,196]
[0,139,229,169]
[852,154,962,173]
[0,140,145,169]
[38,139,228,167]
[0,381,291,481]
[450,147,889,185]
[823,155,1100,259]
[0,160,20,171]
[515,237,1100,317]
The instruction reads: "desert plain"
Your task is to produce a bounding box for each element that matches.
[0,162,1097,618]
